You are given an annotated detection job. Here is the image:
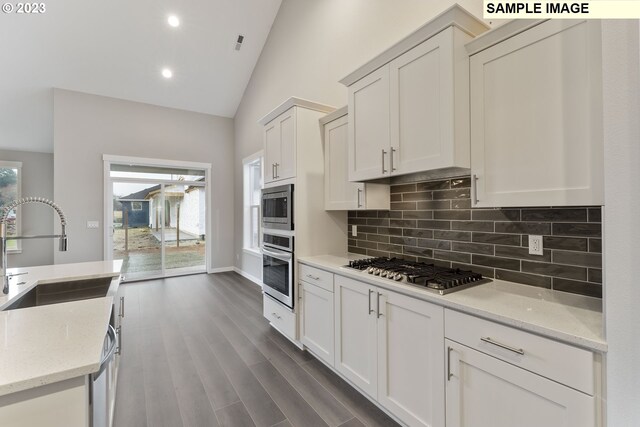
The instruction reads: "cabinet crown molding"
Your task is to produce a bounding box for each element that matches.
[258,97,335,126]
[339,4,489,87]
[319,106,347,126]
[465,19,549,56]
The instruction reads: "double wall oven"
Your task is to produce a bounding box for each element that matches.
[261,184,294,309]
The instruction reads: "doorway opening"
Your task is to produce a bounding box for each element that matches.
[104,156,211,281]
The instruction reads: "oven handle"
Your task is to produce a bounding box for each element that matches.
[262,247,293,260]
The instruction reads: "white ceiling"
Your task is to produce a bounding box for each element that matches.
[0,0,282,153]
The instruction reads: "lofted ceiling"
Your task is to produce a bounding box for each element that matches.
[0,0,282,153]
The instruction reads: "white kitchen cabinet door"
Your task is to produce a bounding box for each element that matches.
[390,28,464,176]
[348,65,390,182]
[377,291,445,427]
[264,120,280,184]
[445,339,595,427]
[470,19,603,207]
[325,114,361,210]
[263,107,296,184]
[300,281,334,366]
[334,275,378,399]
[324,113,389,210]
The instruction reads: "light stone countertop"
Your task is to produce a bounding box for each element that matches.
[298,254,606,352]
[0,260,122,397]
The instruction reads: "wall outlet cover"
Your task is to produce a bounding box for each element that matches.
[528,235,543,255]
[351,225,357,237]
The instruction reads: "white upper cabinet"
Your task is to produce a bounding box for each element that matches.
[322,108,389,210]
[260,98,335,185]
[348,66,391,181]
[263,107,296,184]
[468,20,603,207]
[341,5,489,182]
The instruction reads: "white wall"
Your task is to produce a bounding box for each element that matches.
[602,20,640,425]
[53,89,235,269]
[0,149,54,267]
[232,0,489,278]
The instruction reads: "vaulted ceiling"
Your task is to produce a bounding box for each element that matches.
[0,0,282,152]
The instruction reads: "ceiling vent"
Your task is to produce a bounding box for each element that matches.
[235,35,244,51]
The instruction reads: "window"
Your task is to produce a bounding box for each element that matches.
[243,152,263,253]
[131,201,143,211]
[0,161,22,252]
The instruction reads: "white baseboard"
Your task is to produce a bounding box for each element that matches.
[233,267,263,288]
[207,266,234,274]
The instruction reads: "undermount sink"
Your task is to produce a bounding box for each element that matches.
[3,277,114,311]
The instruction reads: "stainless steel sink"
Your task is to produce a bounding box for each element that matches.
[3,277,114,311]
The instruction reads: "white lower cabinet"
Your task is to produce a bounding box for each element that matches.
[445,339,594,427]
[444,309,597,427]
[334,274,445,427]
[300,280,335,366]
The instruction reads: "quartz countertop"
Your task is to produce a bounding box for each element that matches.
[298,254,606,352]
[0,260,122,397]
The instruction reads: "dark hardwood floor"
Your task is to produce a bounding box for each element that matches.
[113,272,400,427]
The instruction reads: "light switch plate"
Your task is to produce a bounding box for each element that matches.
[87,221,99,229]
[351,225,357,237]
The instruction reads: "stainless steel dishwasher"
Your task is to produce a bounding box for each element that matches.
[89,325,117,427]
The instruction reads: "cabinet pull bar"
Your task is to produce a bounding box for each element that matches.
[119,296,125,318]
[368,289,374,314]
[381,149,387,174]
[272,164,276,179]
[481,336,525,355]
[306,274,320,280]
[357,188,363,208]
[376,292,383,318]
[472,174,479,205]
[447,346,453,381]
[275,163,279,179]
[391,147,397,172]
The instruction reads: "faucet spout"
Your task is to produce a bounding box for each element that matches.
[1,197,68,294]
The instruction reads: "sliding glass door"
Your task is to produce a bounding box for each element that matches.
[105,158,209,281]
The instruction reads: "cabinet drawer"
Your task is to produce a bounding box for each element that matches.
[263,295,296,340]
[445,309,594,395]
[299,264,334,292]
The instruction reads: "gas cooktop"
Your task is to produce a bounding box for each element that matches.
[345,257,488,295]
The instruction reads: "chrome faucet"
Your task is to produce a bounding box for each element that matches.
[0,197,68,294]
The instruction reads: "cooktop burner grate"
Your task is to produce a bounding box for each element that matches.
[346,257,487,295]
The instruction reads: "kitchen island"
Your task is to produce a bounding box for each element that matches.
[0,260,122,427]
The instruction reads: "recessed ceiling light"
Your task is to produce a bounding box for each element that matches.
[167,15,180,27]
[161,68,173,79]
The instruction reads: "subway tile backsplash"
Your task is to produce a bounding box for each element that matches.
[347,176,603,298]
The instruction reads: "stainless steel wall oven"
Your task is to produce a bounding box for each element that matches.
[262,232,294,309]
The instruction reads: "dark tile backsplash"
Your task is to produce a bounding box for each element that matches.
[347,176,603,298]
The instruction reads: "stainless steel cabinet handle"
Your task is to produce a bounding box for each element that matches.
[272,164,276,179]
[381,149,387,174]
[116,325,122,355]
[447,346,453,381]
[376,292,383,318]
[390,147,397,172]
[119,296,125,318]
[271,312,282,320]
[357,188,363,208]
[472,174,479,205]
[275,163,279,179]
[481,336,525,355]
[306,274,320,281]
[368,289,374,314]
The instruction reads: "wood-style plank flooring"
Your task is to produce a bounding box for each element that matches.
[113,272,400,427]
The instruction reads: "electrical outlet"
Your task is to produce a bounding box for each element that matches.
[351,225,357,237]
[528,235,543,255]
[87,221,99,229]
